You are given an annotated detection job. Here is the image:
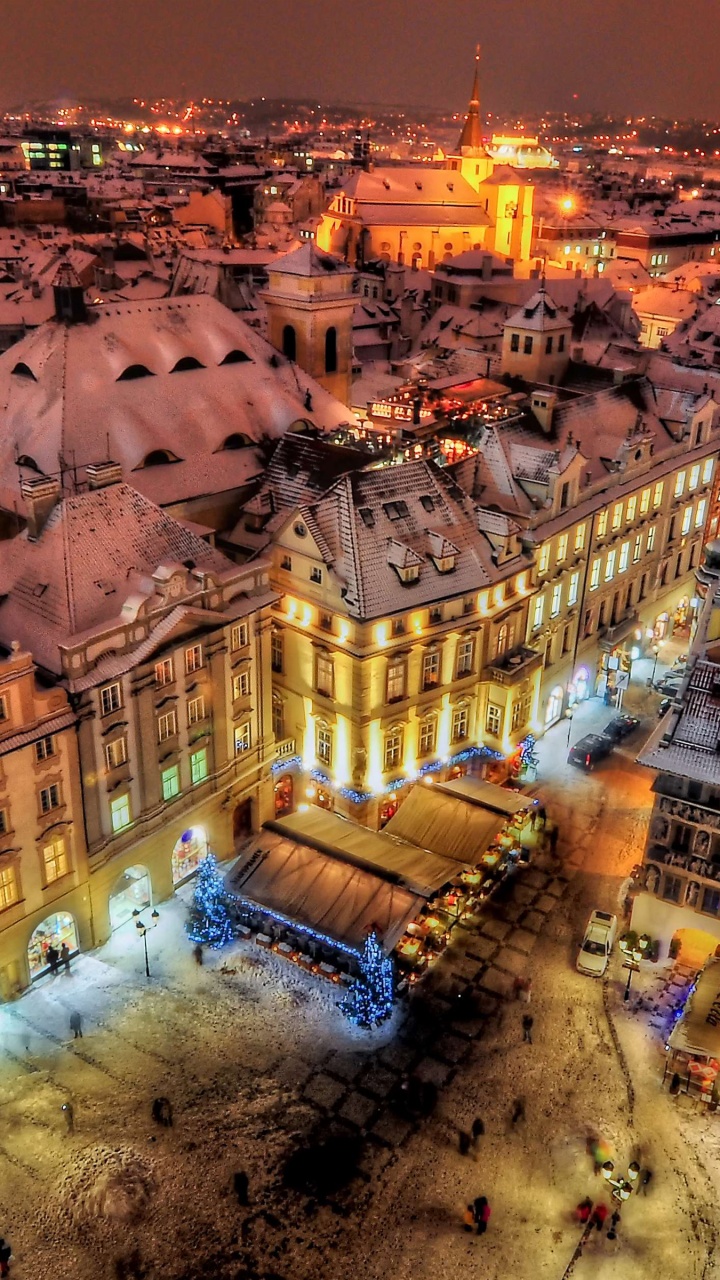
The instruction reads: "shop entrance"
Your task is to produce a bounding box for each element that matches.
[232,800,252,848]
[274,774,294,818]
[171,827,208,885]
[28,913,79,978]
[109,865,152,931]
[545,685,564,726]
[669,926,720,969]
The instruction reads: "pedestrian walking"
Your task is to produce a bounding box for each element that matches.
[607,1208,621,1240]
[522,1013,534,1044]
[472,1196,491,1235]
[193,943,203,966]
[510,1097,525,1126]
[0,1237,11,1277]
[537,805,547,829]
[458,1130,471,1156]
[530,807,539,830]
[46,945,59,975]
[62,1101,74,1135]
[548,825,559,855]
[471,1116,485,1145]
[590,1203,608,1232]
[520,978,532,1004]
[60,942,71,973]
[575,1196,593,1224]
[152,1096,173,1128]
[641,1168,653,1195]
[669,1072,682,1096]
[69,1011,83,1039]
[232,1170,249,1205]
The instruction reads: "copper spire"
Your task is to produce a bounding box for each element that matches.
[457,44,483,152]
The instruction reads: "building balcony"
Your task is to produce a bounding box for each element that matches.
[274,736,297,762]
[598,611,639,653]
[484,645,543,687]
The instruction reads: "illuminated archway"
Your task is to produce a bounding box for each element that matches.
[109,864,152,930]
[172,827,208,885]
[545,685,564,725]
[28,913,79,978]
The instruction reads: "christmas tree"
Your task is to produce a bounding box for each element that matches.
[186,854,235,949]
[341,931,395,1028]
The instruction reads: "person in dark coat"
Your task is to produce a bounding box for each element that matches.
[472,1196,491,1235]
[233,1171,249,1205]
[575,1196,593,1224]
[0,1237,11,1277]
[193,943,203,965]
[522,1013,534,1044]
[511,1097,526,1126]
[60,942,71,973]
[62,1101,74,1134]
[471,1117,485,1145]
[458,1130,471,1155]
[46,945,59,975]
[590,1203,608,1232]
[641,1168,653,1194]
[69,1011,83,1039]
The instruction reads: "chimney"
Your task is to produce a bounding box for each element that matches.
[21,475,61,541]
[30,279,42,299]
[530,390,557,434]
[86,460,123,490]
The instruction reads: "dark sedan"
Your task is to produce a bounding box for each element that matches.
[567,733,614,771]
[602,714,640,742]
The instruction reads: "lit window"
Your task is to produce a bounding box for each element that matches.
[0,864,18,909]
[234,723,251,754]
[647,526,656,552]
[231,623,248,650]
[418,719,437,757]
[557,534,568,563]
[35,735,54,762]
[626,495,637,522]
[619,542,630,573]
[155,658,174,686]
[640,488,650,515]
[0,695,6,722]
[162,765,180,801]
[188,696,205,725]
[574,523,586,553]
[532,596,545,630]
[384,729,403,771]
[233,671,250,699]
[611,503,623,531]
[510,332,520,352]
[633,535,642,563]
[696,498,707,528]
[486,703,502,737]
[523,335,533,355]
[40,784,60,813]
[674,472,686,499]
[43,836,68,884]
[110,793,131,832]
[185,644,203,674]
[271,631,283,673]
[681,505,692,536]
[551,584,562,617]
[190,748,208,785]
[387,659,406,702]
[589,559,601,590]
[104,737,127,770]
[100,682,121,715]
[597,510,608,537]
[271,695,284,740]
[568,572,579,606]
[538,544,550,574]
[689,465,700,491]
[422,650,441,689]
[703,458,714,484]
[317,724,332,766]
[605,549,616,581]
[653,482,664,508]
[451,706,469,743]
[456,638,474,677]
[157,710,177,742]
[316,652,334,697]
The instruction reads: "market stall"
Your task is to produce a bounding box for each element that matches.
[665,957,720,1102]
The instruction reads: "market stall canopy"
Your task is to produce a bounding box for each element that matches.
[228,829,424,955]
[384,782,521,863]
[668,957,720,1059]
[269,807,467,896]
[435,776,530,816]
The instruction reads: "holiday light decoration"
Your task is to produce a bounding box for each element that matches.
[340,930,395,1028]
[186,854,235,948]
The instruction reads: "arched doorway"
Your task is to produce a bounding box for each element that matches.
[274,774,294,818]
[172,827,208,885]
[574,667,590,703]
[109,865,152,931]
[233,800,252,848]
[324,326,337,374]
[545,685,564,726]
[28,913,79,979]
[282,324,297,361]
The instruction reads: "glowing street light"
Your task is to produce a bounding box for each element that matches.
[133,908,160,978]
[560,195,576,213]
[602,1158,640,1201]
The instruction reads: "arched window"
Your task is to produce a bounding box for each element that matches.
[170,356,205,372]
[16,454,40,472]
[324,326,337,375]
[117,364,154,381]
[140,449,176,467]
[219,348,251,365]
[11,361,37,380]
[282,325,296,361]
[222,433,252,450]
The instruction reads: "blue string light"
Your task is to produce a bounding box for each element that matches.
[234,895,360,958]
[186,854,235,949]
[271,754,302,775]
[340,930,395,1028]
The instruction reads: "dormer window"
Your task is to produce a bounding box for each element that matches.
[427,531,459,574]
[397,565,419,584]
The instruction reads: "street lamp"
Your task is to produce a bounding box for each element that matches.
[133,908,160,978]
[651,643,662,684]
[602,1158,640,1201]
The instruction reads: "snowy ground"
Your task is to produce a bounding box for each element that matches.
[2,642,719,1279]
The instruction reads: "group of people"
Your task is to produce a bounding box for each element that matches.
[44,942,72,976]
[576,1198,621,1239]
[463,1196,491,1236]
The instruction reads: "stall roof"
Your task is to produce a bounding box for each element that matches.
[384,783,510,863]
[668,958,720,1059]
[227,829,423,954]
[435,776,531,816]
[269,807,466,896]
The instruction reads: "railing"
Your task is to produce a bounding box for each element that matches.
[274,737,297,761]
[485,645,543,686]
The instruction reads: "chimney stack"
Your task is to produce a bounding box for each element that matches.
[86,461,123,490]
[21,475,61,541]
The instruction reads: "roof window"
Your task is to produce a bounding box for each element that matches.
[383,500,409,521]
[420,495,435,512]
[170,356,205,372]
[140,449,179,467]
[359,507,375,527]
[220,348,251,365]
[11,361,37,380]
[222,432,252,449]
[117,364,154,381]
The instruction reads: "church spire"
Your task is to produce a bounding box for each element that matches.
[457,44,484,153]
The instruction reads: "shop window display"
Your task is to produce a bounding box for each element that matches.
[171,827,208,884]
[28,912,79,978]
[109,865,152,931]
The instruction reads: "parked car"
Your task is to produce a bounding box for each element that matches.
[602,714,640,742]
[567,733,614,771]
[658,696,674,719]
[576,910,618,977]
[654,675,682,697]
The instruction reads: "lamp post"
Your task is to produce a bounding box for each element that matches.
[620,934,648,1003]
[602,1158,640,1202]
[133,908,159,978]
[651,643,662,684]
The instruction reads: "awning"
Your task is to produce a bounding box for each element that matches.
[668,957,720,1060]
[270,807,466,896]
[435,776,531,817]
[384,782,514,864]
[227,829,424,955]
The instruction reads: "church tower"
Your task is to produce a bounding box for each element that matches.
[447,47,494,190]
[262,243,356,407]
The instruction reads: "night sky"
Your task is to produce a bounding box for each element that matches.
[4,0,719,117]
